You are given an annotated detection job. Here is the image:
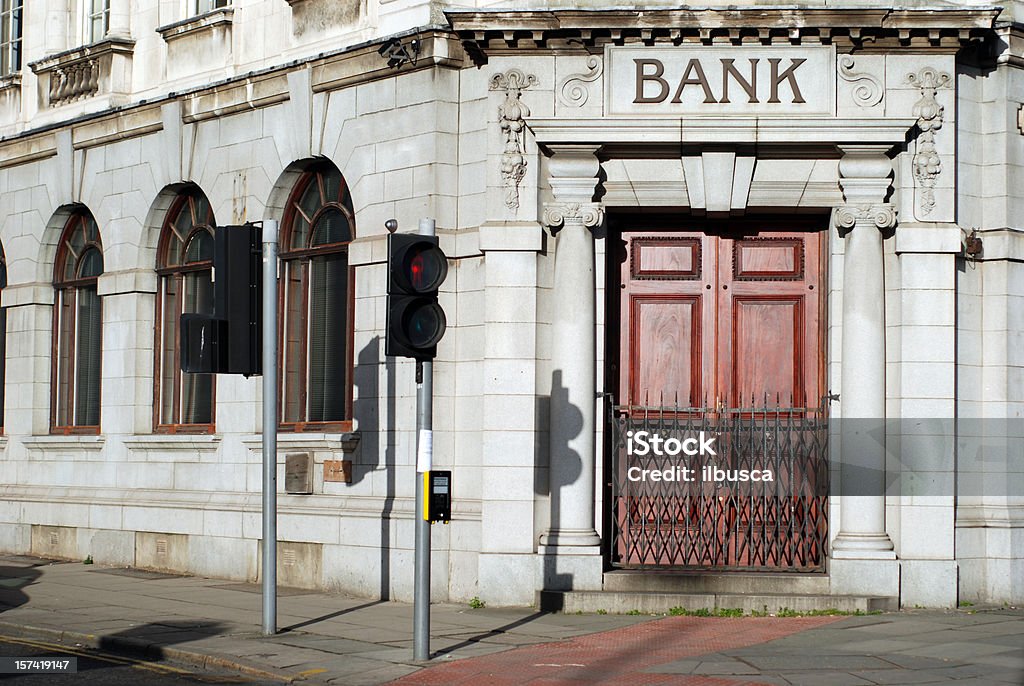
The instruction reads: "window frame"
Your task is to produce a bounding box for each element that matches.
[194,0,230,15]
[85,0,110,45]
[0,0,22,77]
[278,166,356,434]
[51,211,104,435]
[153,191,217,434]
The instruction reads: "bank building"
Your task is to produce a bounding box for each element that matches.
[0,0,1020,612]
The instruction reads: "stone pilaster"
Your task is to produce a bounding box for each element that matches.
[539,145,603,591]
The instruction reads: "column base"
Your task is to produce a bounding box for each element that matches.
[830,558,900,598]
[539,528,601,547]
[832,533,897,559]
[538,543,602,591]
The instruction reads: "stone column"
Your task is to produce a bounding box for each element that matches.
[107,0,131,40]
[539,145,603,591]
[831,145,899,596]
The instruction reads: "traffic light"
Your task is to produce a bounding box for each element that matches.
[180,224,262,375]
[386,233,448,359]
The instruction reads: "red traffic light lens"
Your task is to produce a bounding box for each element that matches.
[406,245,447,293]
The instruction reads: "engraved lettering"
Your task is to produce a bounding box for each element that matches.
[633,59,668,103]
[670,59,717,104]
[720,58,759,104]
[769,58,806,104]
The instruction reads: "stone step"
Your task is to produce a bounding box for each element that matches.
[539,590,897,614]
[603,570,831,595]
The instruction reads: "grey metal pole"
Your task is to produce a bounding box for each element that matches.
[413,217,435,661]
[261,219,279,636]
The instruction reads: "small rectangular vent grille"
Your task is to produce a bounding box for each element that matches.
[156,538,168,556]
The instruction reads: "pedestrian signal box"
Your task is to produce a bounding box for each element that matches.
[423,471,452,523]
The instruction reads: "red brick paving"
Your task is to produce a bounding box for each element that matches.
[391,616,842,685]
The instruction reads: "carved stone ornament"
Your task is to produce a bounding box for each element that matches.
[906,67,951,216]
[542,202,604,231]
[557,56,603,108]
[489,69,537,212]
[838,55,883,108]
[834,204,897,231]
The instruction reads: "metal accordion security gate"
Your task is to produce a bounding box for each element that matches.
[609,401,829,571]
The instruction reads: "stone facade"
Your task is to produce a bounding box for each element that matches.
[0,1,1021,608]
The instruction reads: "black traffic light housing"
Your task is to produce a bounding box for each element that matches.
[386,233,448,359]
[180,224,262,376]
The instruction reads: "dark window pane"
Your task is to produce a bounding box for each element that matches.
[181,270,213,424]
[75,286,101,426]
[56,290,74,426]
[282,260,306,423]
[78,247,103,278]
[307,253,347,422]
[158,277,179,425]
[311,208,351,246]
[184,229,213,264]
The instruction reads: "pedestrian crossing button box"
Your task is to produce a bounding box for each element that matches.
[424,470,452,523]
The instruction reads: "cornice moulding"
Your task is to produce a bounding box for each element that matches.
[156,8,234,43]
[528,117,918,145]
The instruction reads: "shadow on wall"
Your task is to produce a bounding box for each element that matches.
[537,370,583,601]
[352,336,397,600]
[0,563,41,614]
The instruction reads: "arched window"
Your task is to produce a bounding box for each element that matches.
[52,210,103,432]
[280,165,354,430]
[155,191,215,431]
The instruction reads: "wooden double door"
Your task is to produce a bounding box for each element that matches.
[614,219,824,411]
[608,217,828,570]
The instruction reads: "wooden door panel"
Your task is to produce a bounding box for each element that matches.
[730,297,803,405]
[620,233,713,408]
[632,238,701,279]
[732,238,804,280]
[630,296,701,406]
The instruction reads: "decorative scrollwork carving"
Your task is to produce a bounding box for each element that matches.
[834,204,897,231]
[557,56,603,108]
[543,202,604,231]
[490,69,537,212]
[838,55,883,108]
[907,67,951,216]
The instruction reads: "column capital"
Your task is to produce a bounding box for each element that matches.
[834,204,897,232]
[545,144,602,208]
[837,144,894,209]
[542,202,604,232]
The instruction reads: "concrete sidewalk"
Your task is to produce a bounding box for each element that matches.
[0,554,1022,685]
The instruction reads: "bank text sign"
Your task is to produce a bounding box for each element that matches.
[605,46,835,116]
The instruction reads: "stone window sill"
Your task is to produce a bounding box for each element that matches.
[22,435,106,452]
[157,8,234,43]
[123,434,222,453]
[241,432,360,454]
